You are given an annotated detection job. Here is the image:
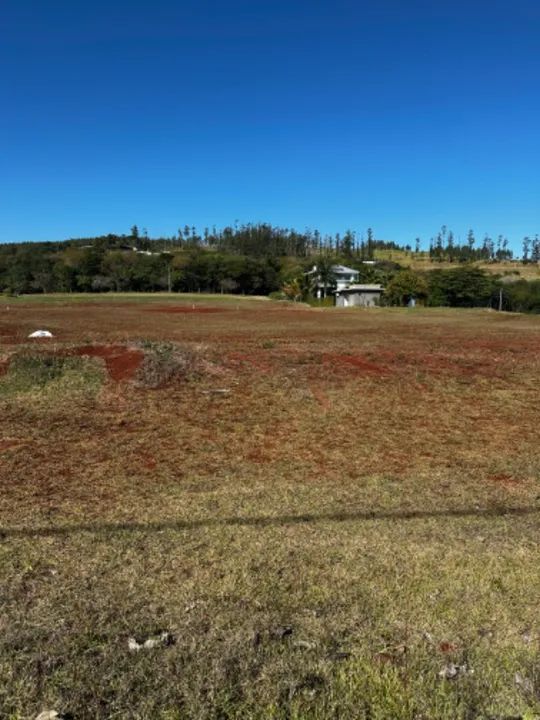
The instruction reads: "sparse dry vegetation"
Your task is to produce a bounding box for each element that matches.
[1,295,539,719]
[134,340,208,388]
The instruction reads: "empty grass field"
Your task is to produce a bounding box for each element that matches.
[1,295,540,719]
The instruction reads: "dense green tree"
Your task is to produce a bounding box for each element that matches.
[428,267,497,307]
[385,269,428,306]
[504,279,540,313]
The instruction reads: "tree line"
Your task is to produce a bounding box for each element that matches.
[95,223,384,259]
[0,224,396,296]
[0,224,539,313]
[425,226,540,264]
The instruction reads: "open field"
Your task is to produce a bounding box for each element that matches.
[1,295,540,719]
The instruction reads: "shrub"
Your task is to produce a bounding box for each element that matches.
[268,291,287,301]
[135,341,201,388]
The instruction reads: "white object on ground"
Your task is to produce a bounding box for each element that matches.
[438,663,472,679]
[128,631,174,651]
[36,712,60,720]
[28,330,53,338]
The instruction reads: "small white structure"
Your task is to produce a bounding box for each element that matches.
[335,284,383,308]
[308,264,383,305]
[28,330,53,338]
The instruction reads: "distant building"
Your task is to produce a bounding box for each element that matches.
[117,245,161,256]
[308,264,360,298]
[330,264,361,290]
[335,284,383,308]
[308,264,383,306]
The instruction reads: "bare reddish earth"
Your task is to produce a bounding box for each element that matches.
[0,325,21,344]
[0,439,25,451]
[68,345,144,381]
[322,353,388,375]
[145,306,227,314]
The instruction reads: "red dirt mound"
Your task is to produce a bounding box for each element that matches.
[145,306,227,314]
[68,345,144,381]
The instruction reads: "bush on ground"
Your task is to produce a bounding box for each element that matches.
[135,341,202,388]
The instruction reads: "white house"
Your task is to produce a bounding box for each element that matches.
[331,264,360,290]
[308,264,383,306]
[308,264,360,298]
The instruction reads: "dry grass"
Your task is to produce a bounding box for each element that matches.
[1,296,540,719]
[375,248,540,279]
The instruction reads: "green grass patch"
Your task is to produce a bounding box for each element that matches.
[2,292,270,305]
[305,296,335,308]
[0,351,104,399]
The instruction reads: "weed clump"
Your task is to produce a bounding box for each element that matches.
[135,341,202,388]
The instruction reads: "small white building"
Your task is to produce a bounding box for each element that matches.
[335,284,383,308]
[308,264,383,306]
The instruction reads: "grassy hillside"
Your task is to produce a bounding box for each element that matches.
[374,247,540,279]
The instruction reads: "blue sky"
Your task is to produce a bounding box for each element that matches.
[1,0,539,251]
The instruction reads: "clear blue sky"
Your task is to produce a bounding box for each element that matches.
[2,0,539,251]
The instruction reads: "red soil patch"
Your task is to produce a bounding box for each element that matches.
[439,641,458,654]
[0,326,20,344]
[374,349,500,379]
[0,439,25,451]
[145,306,227,314]
[310,385,330,409]
[323,353,388,376]
[139,452,157,470]
[488,473,521,488]
[68,345,144,381]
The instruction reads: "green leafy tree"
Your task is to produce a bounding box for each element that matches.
[385,270,428,306]
[428,267,497,307]
[102,251,135,291]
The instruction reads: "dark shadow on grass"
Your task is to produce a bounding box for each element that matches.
[1,504,539,539]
